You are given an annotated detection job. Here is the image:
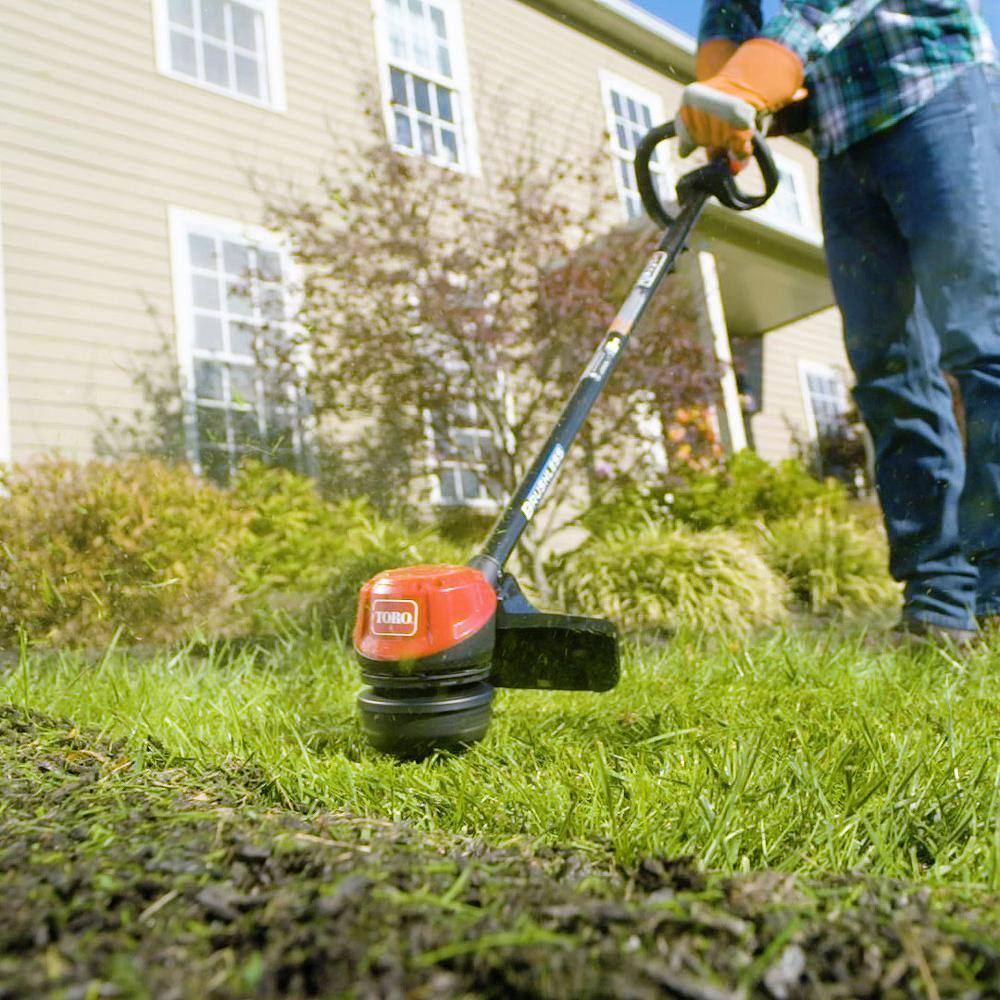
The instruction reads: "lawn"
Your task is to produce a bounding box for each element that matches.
[2,626,998,997]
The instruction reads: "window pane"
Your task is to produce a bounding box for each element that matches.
[200,0,226,39]
[170,31,197,76]
[626,97,638,123]
[418,120,435,156]
[229,365,258,406]
[222,241,249,276]
[261,288,285,322]
[226,283,252,316]
[192,274,220,310]
[460,468,481,499]
[203,41,229,86]
[199,444,232,485]
[438,469,458,502]
[390,67,408,106]
[231,3,257,49]
[258,250,282,282]
[440,129,458,163]
[169,0,194,27]
[408,0,423,15]
[641,104,652,128]
[196,405,228,444]
[436,86,453,122]
[616,123,628,150]
[611,91,622,116]
[194,314,224,350]
[413,77,432,114]
[235,55,261,97]
[188,233,216,269]
[232,408,262,447]
[429,6,446,38]
[194,360,224,400]
[437,45,451,77]
[229,321,256,357]
[394,111,413,148]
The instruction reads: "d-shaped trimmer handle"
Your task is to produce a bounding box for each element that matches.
[635,119,781,228]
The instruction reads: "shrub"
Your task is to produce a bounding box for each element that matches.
[0,458,249,647]
[548,523,789,634]
[231,462,382,595]
[763,505,900,615]
[667,451,845,530]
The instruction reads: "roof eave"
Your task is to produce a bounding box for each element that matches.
[530,0,697,79]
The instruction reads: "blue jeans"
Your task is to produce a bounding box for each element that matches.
[819,63,1000,630]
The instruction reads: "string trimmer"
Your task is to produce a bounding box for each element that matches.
[353,120,779,757]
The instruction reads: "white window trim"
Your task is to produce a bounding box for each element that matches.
[751,153,819,243]
[798,359,849,443]
[424,413,499,510]
[151,0,287,113]
[167,205,306,474]
[370,0,481,176]
[598,69,672,221]
[0,169,10,465]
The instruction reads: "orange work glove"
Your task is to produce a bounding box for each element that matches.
[678,38,805,160]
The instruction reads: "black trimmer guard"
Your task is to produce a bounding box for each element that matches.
[489,573,619,692]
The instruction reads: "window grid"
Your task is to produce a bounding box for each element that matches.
[166,0,270,103]
[605,85,670,221]
[389,67,461,165]
[427,396,497,507]
[184,228,306,484]
[803,369,848,437]
[381,0,469,169]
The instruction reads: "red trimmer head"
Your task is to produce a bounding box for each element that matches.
[354,562,618,757]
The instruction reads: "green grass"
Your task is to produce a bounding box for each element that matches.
[2,626,998,888]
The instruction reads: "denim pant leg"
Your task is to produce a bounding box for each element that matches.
[820,144,977,629]
[869,64,1000,618]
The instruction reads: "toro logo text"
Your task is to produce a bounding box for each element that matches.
[370,599,419,637]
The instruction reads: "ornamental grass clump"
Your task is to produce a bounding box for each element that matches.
[0,458,249,647]
[763,503,900,615]
[549,523,789,633]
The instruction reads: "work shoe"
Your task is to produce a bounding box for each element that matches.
[886,617,979,649]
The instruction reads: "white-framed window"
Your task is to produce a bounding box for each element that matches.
[372,0,479,172]
[798,360,849,441]
[754,154,815,235]
[152,0,286,111]
[427,398,497,507]
[599,71,671,221]
[168,208,308,485]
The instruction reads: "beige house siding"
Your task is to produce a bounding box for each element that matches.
[0,0,831,469]
[739,306,853,463]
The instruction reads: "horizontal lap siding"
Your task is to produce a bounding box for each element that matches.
[0,0,374,460]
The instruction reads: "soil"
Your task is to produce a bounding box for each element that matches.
[1,705,997,999]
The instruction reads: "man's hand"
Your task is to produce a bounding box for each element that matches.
[679,38,805,160]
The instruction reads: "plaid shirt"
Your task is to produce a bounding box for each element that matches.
[698,1,998,158]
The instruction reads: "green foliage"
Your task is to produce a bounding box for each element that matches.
[230,461,383,595]
[548,523,789,633]
[0,458,249,647]
[763,504,900,615]
[667,451,845,530]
